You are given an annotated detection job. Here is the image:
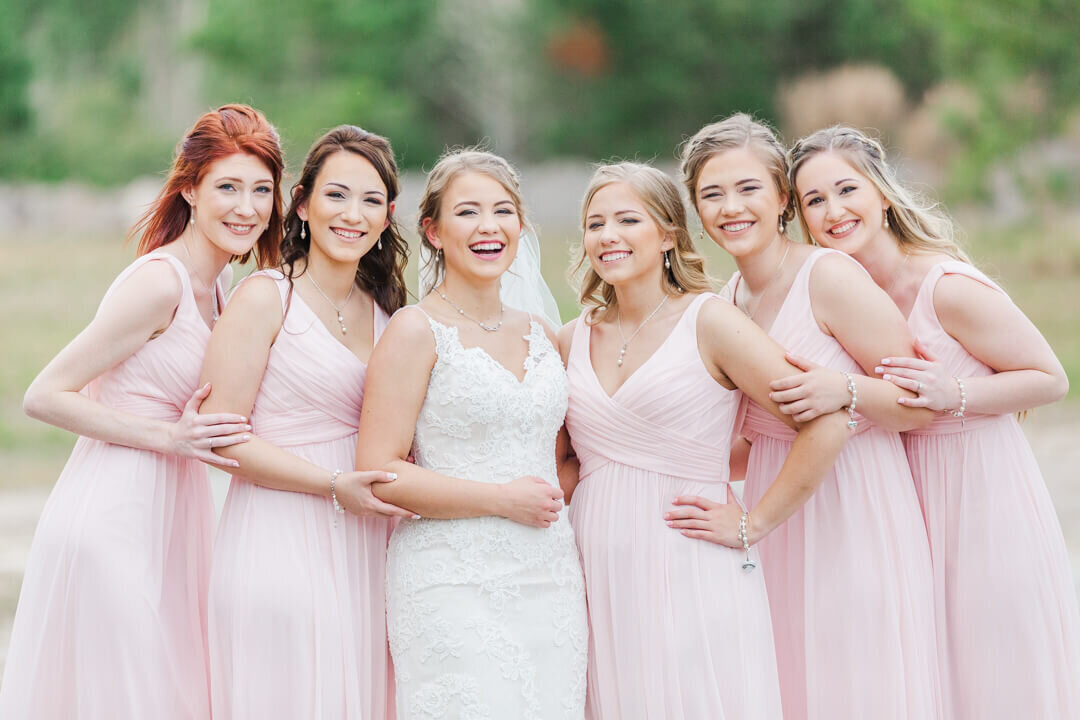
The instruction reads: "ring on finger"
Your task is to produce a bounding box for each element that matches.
[916,381,923,392]
[209,437,216,449]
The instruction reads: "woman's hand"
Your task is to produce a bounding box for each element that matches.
[768,353,851,422]
[494,476,564,528]
[665,495,747,547]
[878,339,961,411]
[335,470,418,519]
[168,383,251,466]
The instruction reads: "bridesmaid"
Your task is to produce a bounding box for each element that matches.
[0,104,281,719]
[788,125,1080,719]
[679,114,942,720]
[200,126,414,719]
[560,161,850,719]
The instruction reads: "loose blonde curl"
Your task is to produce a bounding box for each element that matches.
[575,162,711,324]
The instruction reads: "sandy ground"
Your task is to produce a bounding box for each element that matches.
[2,405,1079,674]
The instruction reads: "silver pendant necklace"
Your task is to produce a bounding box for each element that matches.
[616,293,669,367]
[436,287,504,332]
[737,241,791,320]
[306,272,355,335]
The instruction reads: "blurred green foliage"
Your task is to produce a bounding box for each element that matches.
[0,0,1077,188]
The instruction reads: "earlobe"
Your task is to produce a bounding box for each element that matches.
[422,217,441,249]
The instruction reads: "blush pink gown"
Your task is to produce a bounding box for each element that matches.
[566,293,783,720]
[208,270,394,719]
[0,253,218,719]
[728,248,942,720]
[903,260,1080,719]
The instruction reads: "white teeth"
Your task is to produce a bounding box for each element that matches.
[225,223,253,233]
[601,251,631,262]
[332,228,363,239]
[830,220,857,235]
[722,221,753,232]
[470,242,504,251]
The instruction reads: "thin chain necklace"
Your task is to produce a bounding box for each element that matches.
[738,241,791,320]
[179,234,220,323]
[616,293,669,367]
[436,286,504,332]
[306,272,355,335]
[885,250,911,299]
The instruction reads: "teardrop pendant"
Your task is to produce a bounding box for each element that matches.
[336,311,347,335]
[617,345,627,367]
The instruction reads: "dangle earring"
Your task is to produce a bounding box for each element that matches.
[377,237,383,251]
[664,250,671,270]
[778,215,785,234]
[883,208,889,229]
[300,220,307,240]
[698,230,705,243]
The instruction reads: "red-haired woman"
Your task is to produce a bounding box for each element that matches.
[0,104,283,720]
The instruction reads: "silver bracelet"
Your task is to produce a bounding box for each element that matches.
[949,377,966,427]
[842,372,858,430]
[330,469,345,526]
[738,512,756,572]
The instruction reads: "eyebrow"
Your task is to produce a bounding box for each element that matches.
[585,209,642,221]
[453,199,515,210]
[217,176,273,184]
[801,177,858,201]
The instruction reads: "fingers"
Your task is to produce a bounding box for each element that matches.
[769,374,807,392]
[368,471,399,484]
[369,498,418,519]
[897,396,932,407]
[876,365,920,381]
[913,338,937,362]
[202,432,252,449]
[667,518,710,530]
[776,399,812,417]
[679,529,719,542]
[197,413,249,427]
[784,352,816,371]
[665,505,708,521]
[193,449,240,468]
[769,386,809,403]
[184,383,212,412]
[881,373,920,392]
[879,356,930,371]
[196,422,251,438]
[674,495,718,509]
[792,407,825,422]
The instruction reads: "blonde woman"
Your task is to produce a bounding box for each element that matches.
[560,161,849,719]
[355,149,588,719]
[787,125,1079,719]
[681,114,942,720]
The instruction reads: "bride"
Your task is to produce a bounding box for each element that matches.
[355,148,587,719]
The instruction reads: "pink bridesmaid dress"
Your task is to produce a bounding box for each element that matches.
[729,248,942,720]
[565,293,783,720]
[208,270,393,719]
[0,253,218,719]
[904,260,1080,719]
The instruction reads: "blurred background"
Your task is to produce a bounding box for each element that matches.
[1,0,1078,669]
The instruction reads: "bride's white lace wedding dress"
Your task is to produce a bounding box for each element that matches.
[386,311,588,720]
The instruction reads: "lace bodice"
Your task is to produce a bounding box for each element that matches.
[412,315,568,487]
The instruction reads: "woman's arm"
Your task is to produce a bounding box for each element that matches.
[198,275,410,517]
[880,274,1068,414]
[556,319,581,503]
[667,299,849,545]
[356,309,565,527]
[22,258,250,463]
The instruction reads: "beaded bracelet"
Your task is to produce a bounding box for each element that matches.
[738,512,756,572]
[330,469,345,526]
[949,377,966,427]
[842,372,858,430]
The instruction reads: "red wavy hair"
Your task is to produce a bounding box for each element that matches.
[130,104,284,267]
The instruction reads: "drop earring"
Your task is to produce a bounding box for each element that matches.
[778,215,785,234]
[300,221,307,240]
[378,237,383,251]
[883,208,889,229]
[664,251,671,270]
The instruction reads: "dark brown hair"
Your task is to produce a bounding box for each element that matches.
[281,126,408,315]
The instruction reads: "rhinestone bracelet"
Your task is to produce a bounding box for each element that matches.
[949,377,966,427]
[738,512,756,572]
[330,469,345,526]
[842,372,858,430]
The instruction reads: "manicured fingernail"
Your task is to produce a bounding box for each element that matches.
[883,374,892,381]
[242,434,251,440]
[768,393,776,400]
[663,513,671,520]
[389,473,398,480]
[882,358,892,365]
[412,514,421,520]
[874,366,884,374]
[666,521,674,527]
[244,424,252,431]
[232,462,240,468]
[240,416,248,422]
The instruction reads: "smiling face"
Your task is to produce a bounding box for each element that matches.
[425,171,521,283]
[185,153,275,257]
[583,181,672,288]
[694,146,788,260]
[298,150,391,266]
[795,150,890,256]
